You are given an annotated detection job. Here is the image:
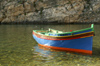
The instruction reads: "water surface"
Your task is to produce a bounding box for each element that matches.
[0,24,100,66]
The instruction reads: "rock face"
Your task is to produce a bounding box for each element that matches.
[0,0,100,23]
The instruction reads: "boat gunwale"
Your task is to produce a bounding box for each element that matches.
[33,31,94,40]
[33,27,93,36]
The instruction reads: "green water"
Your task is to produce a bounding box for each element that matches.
[0,24,100,66]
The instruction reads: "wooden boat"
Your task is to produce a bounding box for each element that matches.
[32,24,94,54]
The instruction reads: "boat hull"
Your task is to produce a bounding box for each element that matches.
[33,24,94,54]
[33,34,93,54]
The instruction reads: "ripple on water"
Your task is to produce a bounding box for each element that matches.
[0,25,100,66]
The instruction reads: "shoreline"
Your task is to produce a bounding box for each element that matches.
[0,21,100,25]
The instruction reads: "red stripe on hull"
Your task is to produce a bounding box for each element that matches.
[38,44,92,55]
[39,36,81,40]
[33,32,81,40]
[33,32,94,40]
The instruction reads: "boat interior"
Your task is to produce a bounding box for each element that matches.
[36,28,63,34]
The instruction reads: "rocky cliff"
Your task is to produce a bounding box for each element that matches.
[0,0,100,23]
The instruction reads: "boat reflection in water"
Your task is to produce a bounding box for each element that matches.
[34,45,53,57]
[34,45,91,58]
[34,45,73,58]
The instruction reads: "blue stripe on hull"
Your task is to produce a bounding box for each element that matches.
[33,35,93,51]
[49,33,71,36]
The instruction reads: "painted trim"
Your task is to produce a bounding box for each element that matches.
[33,27,94,35]
[33,31,94,38]
[33,31,94,40]
[35,34,93,40]
[38,44,92,55]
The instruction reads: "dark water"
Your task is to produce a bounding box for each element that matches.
[0,24,100,66]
